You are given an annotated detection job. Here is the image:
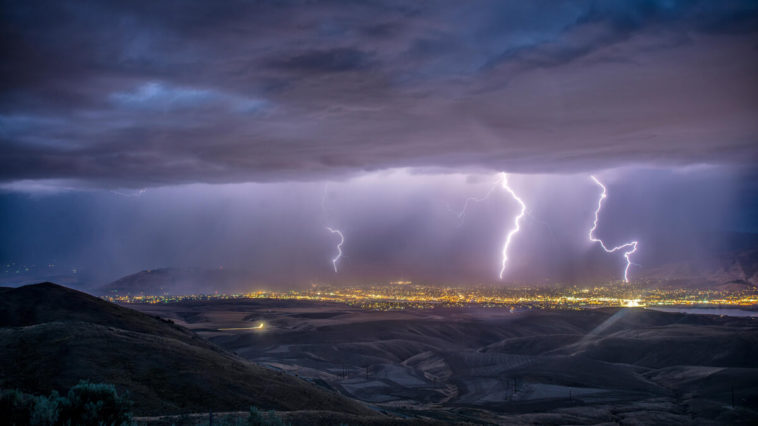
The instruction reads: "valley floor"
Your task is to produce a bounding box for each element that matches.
[129,301,758,424]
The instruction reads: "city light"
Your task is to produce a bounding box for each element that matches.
[103,283,757,312]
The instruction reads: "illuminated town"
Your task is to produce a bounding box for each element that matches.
[103,282,758,311]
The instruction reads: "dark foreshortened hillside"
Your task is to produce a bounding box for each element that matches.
[0,283,373,417]
[0,282,204,346]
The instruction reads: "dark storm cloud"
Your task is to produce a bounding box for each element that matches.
[268,48,374,73]
[1,0,757,188]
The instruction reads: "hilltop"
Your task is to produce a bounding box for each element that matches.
[0,283,373,417]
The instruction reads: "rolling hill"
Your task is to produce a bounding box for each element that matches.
[134,300,758,424]
[0,283,373,417]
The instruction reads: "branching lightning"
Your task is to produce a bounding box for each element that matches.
[320,183,330,214]
[447,175,504,224]
[588,176,638,282]
[499,173,527,280]
[326,226,344,273]
[111,188,147,197]
[322,183,345,273]
[450,172,527,280]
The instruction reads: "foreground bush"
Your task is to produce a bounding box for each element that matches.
[248,406,287,426]
[0,380,132,425]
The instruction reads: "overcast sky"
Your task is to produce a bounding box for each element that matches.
[1,1,756,288]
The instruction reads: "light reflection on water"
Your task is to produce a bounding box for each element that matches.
[648,307,758,317]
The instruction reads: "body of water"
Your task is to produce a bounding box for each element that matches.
[648,307,758,317]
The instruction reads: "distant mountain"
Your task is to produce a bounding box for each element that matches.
[0,283,373,416]
[98,234,758,292]
[97,267,251,296]
[638,247,758,287]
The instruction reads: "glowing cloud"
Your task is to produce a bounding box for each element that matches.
[588,176,639,282]
[499,173,527,280]
[326,226,345,273]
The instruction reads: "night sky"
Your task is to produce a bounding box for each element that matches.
[1,1,757,288]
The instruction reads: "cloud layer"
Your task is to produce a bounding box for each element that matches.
[1,0,757,187]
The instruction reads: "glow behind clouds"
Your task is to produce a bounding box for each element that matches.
[2,166,749,288]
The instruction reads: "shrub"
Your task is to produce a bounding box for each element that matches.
[59,380,132,426]
[30,390,64,425]
[0,381,132,426]
[0,389,37,425]
[248,406,287,426]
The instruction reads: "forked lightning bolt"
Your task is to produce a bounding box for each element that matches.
[448,175,504,223]
[326,226,344,273]
[588,176,638,282]
[499,173,527,280]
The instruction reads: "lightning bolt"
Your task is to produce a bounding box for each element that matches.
[111,188,147,197]
[322,184,345,273]
[326,226,344,273]
[321,183,330,214]
[447,175,504,224]
[499,173,527,280]
[588,176,638,282]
